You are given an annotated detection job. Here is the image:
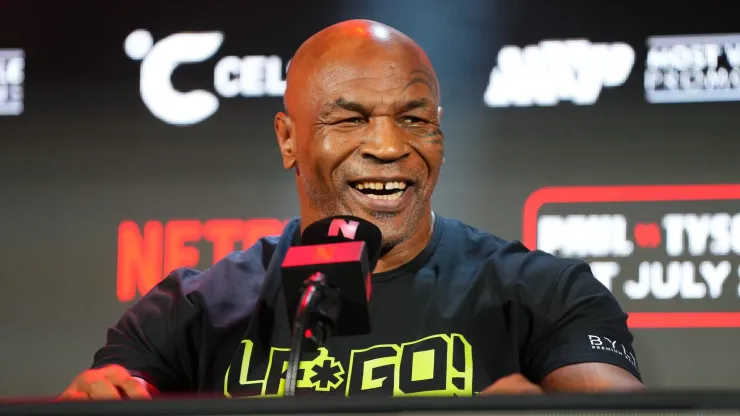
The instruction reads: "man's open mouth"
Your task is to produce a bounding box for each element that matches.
[350,180,411,201]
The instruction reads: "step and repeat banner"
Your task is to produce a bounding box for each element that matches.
[1,0,739,397]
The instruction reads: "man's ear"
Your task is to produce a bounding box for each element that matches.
[275,112,296,170]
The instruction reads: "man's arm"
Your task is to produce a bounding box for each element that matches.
[60,269,200,399]
[514,256,644,393]
[541,362,646,392]
[482,362,644,395]
[92,269,200,391]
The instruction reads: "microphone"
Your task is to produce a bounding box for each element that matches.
[280,216,381,397]
[281,216,382,337]
[301,215,383,263]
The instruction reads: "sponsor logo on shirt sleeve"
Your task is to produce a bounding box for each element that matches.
[587,334,638,370]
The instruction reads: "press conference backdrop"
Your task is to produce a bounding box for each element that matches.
[1,0,739,398]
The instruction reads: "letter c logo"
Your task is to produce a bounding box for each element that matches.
[124,29,224,126]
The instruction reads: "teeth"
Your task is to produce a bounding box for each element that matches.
[365,191,404,200]
[353,181,408,190]
[384,181,407,190]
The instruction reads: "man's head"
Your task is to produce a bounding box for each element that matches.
[275,20,444,250]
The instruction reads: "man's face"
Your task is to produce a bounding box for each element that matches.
[287,49,444,247]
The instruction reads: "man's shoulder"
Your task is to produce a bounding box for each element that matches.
[437,216,511,256]
[180,235,280,283]
[175,217,300,292]
[438,216,582,285]
[161,234,283,325]
[181,234,280,287]
[437,216,602,318]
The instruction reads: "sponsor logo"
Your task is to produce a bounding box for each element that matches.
[225,333,473,397]
[116,218,290,302]
[124,29,287,126]
[483,39,634,107]
[328,219,359,239]
[587,335,638,369]
[645,33,740,103]
[523,184,740,328]
[0,49,24,116]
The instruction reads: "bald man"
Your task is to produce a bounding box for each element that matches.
[60,20,644,400]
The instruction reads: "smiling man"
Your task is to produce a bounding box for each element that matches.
[60,20,645,400]
[275,22,443,275]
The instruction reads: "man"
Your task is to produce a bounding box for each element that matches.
[60,20,645,400]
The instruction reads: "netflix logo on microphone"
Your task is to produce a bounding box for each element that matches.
[523,184,740,329]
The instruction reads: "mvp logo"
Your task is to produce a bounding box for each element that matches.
[483,39,634,107]
[224,334,473,397]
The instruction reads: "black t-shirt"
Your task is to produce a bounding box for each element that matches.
[92,215,640,397]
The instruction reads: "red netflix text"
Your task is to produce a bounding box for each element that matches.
[117,218,289,302]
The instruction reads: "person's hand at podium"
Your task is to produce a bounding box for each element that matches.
[58,365,156,400]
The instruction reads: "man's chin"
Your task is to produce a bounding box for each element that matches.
[376,216,415,248]
[339,194,422,245]
[347,211,400,234]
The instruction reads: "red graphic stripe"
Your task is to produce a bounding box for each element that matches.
[628,312,740,328]
[282,241,365,267]
[523,184,740,250]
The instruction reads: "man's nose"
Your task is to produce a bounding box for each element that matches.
[361,118,410,162]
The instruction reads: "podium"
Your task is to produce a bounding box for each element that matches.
[1,393,739,416]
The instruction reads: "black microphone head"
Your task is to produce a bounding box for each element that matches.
[301,216,382,269]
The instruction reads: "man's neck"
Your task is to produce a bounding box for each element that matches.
[373,211,435,274]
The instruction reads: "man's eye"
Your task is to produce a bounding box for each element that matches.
[402,116,426,124]
[338,117,364,124]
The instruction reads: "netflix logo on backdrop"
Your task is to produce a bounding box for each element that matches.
[523,184,740,329]
[116,218,290,302]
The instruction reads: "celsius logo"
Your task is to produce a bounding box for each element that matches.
[124,29,287,126]
[483,39,634,107]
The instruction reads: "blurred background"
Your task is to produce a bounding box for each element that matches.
[1,0,739,398]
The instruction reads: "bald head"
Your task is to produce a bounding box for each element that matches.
[284,20,439,115]
[274,20,444,260]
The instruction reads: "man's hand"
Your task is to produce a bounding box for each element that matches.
[58,365,155,400]
[480,373,543,395]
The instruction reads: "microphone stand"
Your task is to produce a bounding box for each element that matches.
[284,272,342,397]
